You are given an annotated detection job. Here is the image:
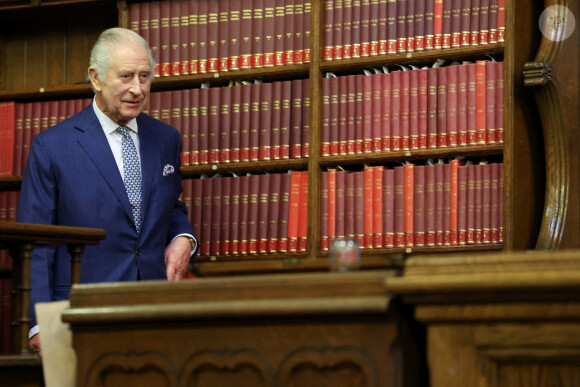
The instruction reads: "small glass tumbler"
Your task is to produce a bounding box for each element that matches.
[329,239,361,272]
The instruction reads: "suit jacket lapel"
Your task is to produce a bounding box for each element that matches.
[74,107,134,220]
[137,114,157,227]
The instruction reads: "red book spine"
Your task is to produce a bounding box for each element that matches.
[391,70,401,151]
[304,2,311,62]
[360,0,371,56]
[479,0,490,44]
[371,73,382,152]
[220,177,232,254]
[266,173,281,252]
[220,86,232,163]
[387,0,398,54]
[239,84,252,162]
[1,103,14,177]
[362,74,373,153]
[378,0,388,54]
[200,178,212,256]
[247,174,260,254]
[466,164,475,244]
[381,72,392,152]
[198,88,210,164]
[354,171,365,247]
[240,0,253,69]
[189,90,200,165]
[180,91,190,166]
[413,165,425,247]
[238,175,250,254]
[446,65,458,148]
[280,80,292,159]
[169,0,181,76]
[372,166,384,247]
[413,0,425,52]
[159,1,171,76]
[466,63,477,145]
[363,166,374,248]
[251,0,264,68]
[383,168,395,247]
[230,85,242,163]
[287,171,302,252]
[458,165,468,244]
[208,87,220,164]
[274,0,286,65]
[457,64,468,146]
[218,0,230,71]
[425,164,436,246]
[263,0,276,67]
[486,61,497,144]
[450,159,465,245]
[249,83,261,161]
[302,79,310,157]
[418,69,428,149]
[321,77,332,156]
[328,76,339,155]
[474,163,483,244]
[290,79,303,158]
[403,163,414,247]
[346,75,357,155]
[490,163,500,243]
[229,0,242,71]
[159,91,171,125]
[441,0,453,48]
[278,173,292,252]
[393,166,405,247]
[0,103,6,176]
[327,169,337,246]
[443,163,451,245]
[470,0,481,45]
[424,0,435,51]
[434,162,444,245]
[207,1,219,73]
[482,163,492,244]
[351,0,361,58]
[396,0,407,53]
[298,170,309,252]
[31,101,42,145]
[320,171,329,251]
[229,176,240,255]
[427,67,438,148]
[323,0,334,60]
[271,81,282,159]
[404,0,414,52]
[451,0,462,47]
[399,69,410,150]
[409,69,419,150]
[496,61,504,143]
[21,103,32,170]
[498,162,503,242]
[497,0,505,42]
[369,0,380,55]
[258,174,271,253]
[475,60,487,145]
[180,1,189,75]
[436,66,447,148]
[335,170,346,241]
[292,0,304,64]
[149,2,161,76]
[345,172,355,241]
[188,0,199,74]
[460,0,471,46]
[129,2,140,34]
[354,75,364,153]
[210,177,222,256]
[284,0,296,64]
[13,103,23,176]
[259,82,272,160]
[433,0,443,49]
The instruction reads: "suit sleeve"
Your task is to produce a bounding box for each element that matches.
[16,135,58,327]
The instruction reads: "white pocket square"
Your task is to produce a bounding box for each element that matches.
[163,164,175,176]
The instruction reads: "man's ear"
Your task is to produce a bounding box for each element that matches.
[88,67,102,92]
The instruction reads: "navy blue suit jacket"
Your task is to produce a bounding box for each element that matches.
[17,105,197,327]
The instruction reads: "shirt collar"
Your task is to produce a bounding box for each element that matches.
[92,98,139,136]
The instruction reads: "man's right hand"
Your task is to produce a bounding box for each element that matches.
[29,334,41,355]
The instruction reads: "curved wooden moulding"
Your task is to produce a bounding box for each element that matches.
[523,0,570,249]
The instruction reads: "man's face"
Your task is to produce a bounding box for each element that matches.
[90,41,152,126]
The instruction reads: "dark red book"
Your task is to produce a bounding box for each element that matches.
[393,165,405,247]
[280,80,292,159]
[490,162,500,243]
[378,0,388,54]
[251,0,264,68]
[446,65,458,147]
[381,72,392,152]
[498,162,503,242]
[274,0,286,64]
[362,74,373,153]
[12,102,23,176]
[40,100,49,133]
[320,171,329,251]
[369,0,380,55]
[436,66,447,148]
[271,81,283,159]
[259,82,272,161]
[458,164,468,244]
[190,89,200,165]
[284,0,296,64]
[180,0,189,75]
[238,175,250,254]
[373,166,385,248]
[434,161,444,245]
[159,91,172,125]
[159,1,171,76]
[424,0,435,50]
[200,177,213,256]
[258,174,271,253]
[208,87,220,164]
[466,163,475,244]
[268,173,282,252]
[239,83,252,162]
[207,0,220,73]
[371,73,382,153]
[427,67,438,148]
[413,165,425,247]
[198,0,210,73]
[329,76,340,155]
[180,90,190,166]
[399,69,410,150]
[417,69,428,149]
[298,170,309,252]
[425,163,436,246]
[335,170,346,242]
[403,163,414,247]
[460,0,471,46]
[457,64,468,146]
[229,0,242,71]
[354,170,365,247]
[346,75,357,155]
[359,0,370,56]
[339,75,349,155]
[405,0,414,52]
[0,102,14,177]
[21,103,32,171]
[263,0,276,67]
[169,0,181,76]
[466,63,477,146]
[413,0,425,52]
[409,69,419,150]
[31,101,42,145]
[220,86,232,163]
[482,163,491,243]
[287,170,302,252]
[497,0,505,42]
[327,169,337,248]
[433,0,443,49]
[188,0,199,74]
[323,0,334,60]
[485,61,497,144]
[229,176,241,255]
[230,85,242,163]
[218,0,230,72]
[290,79,303,158]
[170,91,182,149]
[382,168,395,247]
[321,76,332,156]
[220,176,232,254]
[301,78,310,157]
[474,163,483,244]
[129,2,140,34]
[387,0,398,53]
[450,159,465,245]
[292,0,304,64]
[303,1,312,63]
[198,87,210,164]
[249,82,261,161]
[443,163,451,245]
[470,0,481,45]
[345,171,355,241]
[278,172,292,252]
[363,167,373,248]
[391,70,401,151]
[240,0,253,69]
[450,0,462,47]
[441,0,452,48]
[479,0,490,44]
[396,0,407,53]
[475,60,487,145]
[149,2,161,76]
[496,61,504,143]
[210,177,223,256]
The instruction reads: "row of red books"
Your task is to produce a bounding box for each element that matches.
[146,80,309,166]
[182,171,308,257]
[0,99,91,177]
[0,279,12,354]
[321,161,503,251]
[322,60,503,156]
[129,0,311,77]
[324,0,505,60]
[0,192,18,266]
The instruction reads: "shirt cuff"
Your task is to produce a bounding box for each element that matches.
[29,325,39,340]
[172,233,198,257]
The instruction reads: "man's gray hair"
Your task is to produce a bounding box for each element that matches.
[89,27,155,83]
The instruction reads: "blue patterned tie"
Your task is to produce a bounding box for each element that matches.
[118,126,143,232]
